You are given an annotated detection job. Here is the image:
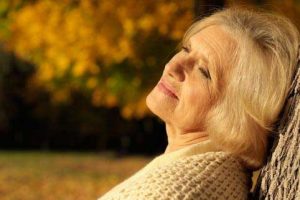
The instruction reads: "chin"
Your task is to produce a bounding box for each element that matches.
[146,90,161,117]
[146,87,175,122]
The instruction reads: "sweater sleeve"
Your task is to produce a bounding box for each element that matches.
[98,152,251,200]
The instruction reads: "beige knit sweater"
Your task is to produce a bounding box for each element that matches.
[98,140,251,200]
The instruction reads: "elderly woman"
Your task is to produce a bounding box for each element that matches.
[99,7,300,200]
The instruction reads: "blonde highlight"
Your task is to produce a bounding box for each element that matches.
[183,7,300,169]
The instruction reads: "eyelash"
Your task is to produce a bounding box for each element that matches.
[182,45,211,80]
[181,46,190,53]
[199,67,211,79]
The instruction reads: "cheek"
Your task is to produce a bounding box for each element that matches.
[187,88,211,128]
[185,85,211,110]
[177,85,212,125]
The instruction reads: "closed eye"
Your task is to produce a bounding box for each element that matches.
[181,45,190,53]
[199,67,211,79]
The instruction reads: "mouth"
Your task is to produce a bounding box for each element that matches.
[157,80,178,100]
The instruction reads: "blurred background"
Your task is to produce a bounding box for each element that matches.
[0,0,299,199]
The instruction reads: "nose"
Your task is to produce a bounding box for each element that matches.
[165,55,188,82]
[166,63,185,82]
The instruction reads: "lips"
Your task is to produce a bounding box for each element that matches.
[157,80,178,99]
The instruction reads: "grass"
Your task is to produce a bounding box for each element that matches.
[0,151,151,200]
[0,150,260,200]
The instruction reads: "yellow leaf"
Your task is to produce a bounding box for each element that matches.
[86,77,98,89]
[121,105,133,119]
[52,89,69,104]
[123,19,135,37]
[138,15,154,32]
[72,63,86,77]
[92,89,103,107]
[105,94,117,107]
[38,63,54,81]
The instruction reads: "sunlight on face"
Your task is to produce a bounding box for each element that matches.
[146,25,235,132]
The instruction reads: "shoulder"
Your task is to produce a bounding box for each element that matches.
[152,151,251,199]
[99,152,251,200]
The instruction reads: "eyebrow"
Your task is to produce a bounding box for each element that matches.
[185,39,217,84]
[184,40,209,65]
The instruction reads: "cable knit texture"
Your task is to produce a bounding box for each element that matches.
[98,141,251,200]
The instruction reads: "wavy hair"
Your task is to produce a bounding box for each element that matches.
[183,7,300,169]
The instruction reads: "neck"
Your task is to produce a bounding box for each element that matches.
[164,124,209,154]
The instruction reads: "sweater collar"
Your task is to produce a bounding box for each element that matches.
[144,139,220,171]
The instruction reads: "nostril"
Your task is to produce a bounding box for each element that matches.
[167,65,185,82]
[167,70,175,79]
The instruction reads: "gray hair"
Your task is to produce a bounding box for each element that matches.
[183,7,300,169]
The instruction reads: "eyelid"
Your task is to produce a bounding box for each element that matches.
[198,66,211,79]
[181,42,192,53]
[181,45,190,53]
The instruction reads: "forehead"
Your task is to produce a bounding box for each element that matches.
[185,25,236,93]
[188,25,235,66]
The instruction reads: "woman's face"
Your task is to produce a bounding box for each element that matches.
[146,25,234,132]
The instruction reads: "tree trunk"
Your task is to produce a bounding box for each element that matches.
[253,63,300,199]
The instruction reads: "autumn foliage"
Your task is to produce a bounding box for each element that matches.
[0,0,193,118]
[1,0,299,119]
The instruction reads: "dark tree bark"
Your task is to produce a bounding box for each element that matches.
[253,63,300,199]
